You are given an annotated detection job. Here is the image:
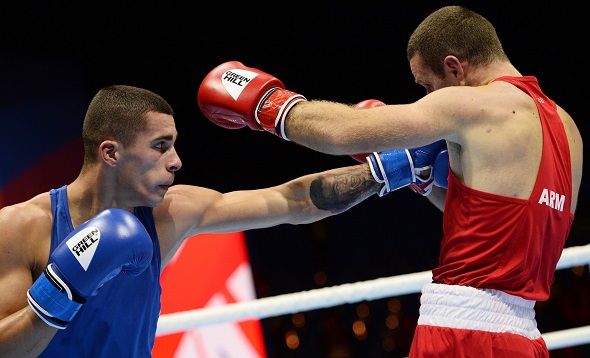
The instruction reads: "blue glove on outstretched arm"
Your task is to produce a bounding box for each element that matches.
[367,140,447,197]
[27,208,153,329]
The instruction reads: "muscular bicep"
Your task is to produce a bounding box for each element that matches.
[156,184,302,267]
[288,101,431,153]
[156,184,299,253]
[160,165,375,239]
[0,206,49,320]
[398,88,478,146]
[0,262,33,318]
[288,86,490,156]
[296,95,468,155]
[158,185,287,267]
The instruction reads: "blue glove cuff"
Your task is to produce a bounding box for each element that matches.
[368,150,415,196]
[27,264,85,329]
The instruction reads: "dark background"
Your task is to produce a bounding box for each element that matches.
[1,1,588,357]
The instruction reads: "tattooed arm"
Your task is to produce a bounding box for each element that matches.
[309,163,381,213]
[155,163,382,252]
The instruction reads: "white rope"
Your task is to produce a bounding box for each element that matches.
[157,244,590,351]
[157,270,432,334]
[555,243,590,269]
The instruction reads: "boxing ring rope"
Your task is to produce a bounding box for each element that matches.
[156,244,590,351]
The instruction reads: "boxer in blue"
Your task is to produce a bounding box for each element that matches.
[0,85,443,357]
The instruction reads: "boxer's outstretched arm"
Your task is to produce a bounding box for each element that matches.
[160,163,381,242]
[198,61,449,154]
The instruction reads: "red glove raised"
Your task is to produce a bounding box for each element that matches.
[197,61,306,140]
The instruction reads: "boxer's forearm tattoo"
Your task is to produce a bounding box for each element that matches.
[310,165,381,212]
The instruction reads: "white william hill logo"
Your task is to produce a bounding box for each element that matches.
[538,188,565,212]
[65,227,100,271]
[222,68,258,100]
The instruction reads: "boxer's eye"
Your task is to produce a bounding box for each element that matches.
[154,141,170,152]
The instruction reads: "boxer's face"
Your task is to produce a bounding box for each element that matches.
[117,111,182,207]
[410,53,461,95]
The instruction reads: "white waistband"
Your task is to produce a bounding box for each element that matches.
[418,283,541,340]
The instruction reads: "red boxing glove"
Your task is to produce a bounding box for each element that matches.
[355,99,385,109]
[349,99,386,162]
[197,61,306,140]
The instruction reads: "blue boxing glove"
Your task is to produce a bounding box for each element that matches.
[27,208,153,329]
[408,147,449,196]
[368,140,447,197]
[367,149,414,196]
[433,149,449,188]
[407,141,447,196]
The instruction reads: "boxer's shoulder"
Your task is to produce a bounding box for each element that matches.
[0,193,53,282]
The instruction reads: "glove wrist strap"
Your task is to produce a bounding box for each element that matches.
[256,88,306,140]
[27,264,85,329]
[368,150,415,197]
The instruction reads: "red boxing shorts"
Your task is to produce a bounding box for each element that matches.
[409,283,549,357]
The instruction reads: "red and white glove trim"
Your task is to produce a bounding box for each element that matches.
[255,88,306,141]
[408,179,435,196]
